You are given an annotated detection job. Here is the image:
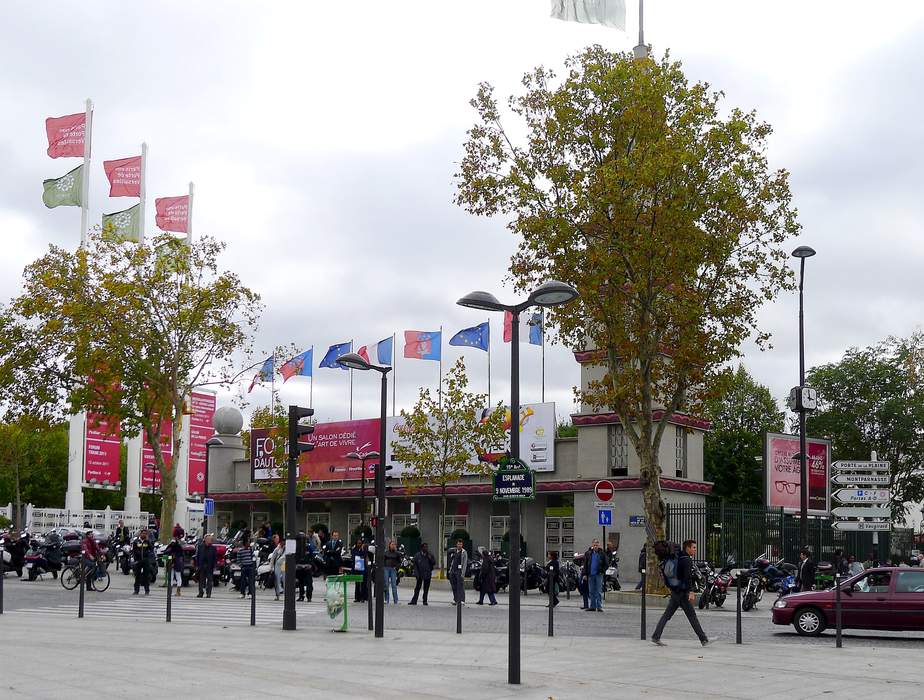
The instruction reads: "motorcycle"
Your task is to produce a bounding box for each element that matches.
[519,557,544,593]
[698,556,735,609]
[741,557,796,611]
[604,556,622,591]
[24,535,64,580]
[560,560,580,593]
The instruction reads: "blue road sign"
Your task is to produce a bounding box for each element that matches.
[598,510,612,526]
[204,498,215,516]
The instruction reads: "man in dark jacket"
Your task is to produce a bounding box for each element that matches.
[409,543,435,605]
[114,519,131,546]
[796,547,816,592]
[448,540,468,606]
[636,545,647,590]
[324,530,344,573]
[582,539,607,612]
[196,534,218,598]
[651,540,709,646]
[132,529,156,595]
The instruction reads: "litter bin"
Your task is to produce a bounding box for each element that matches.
[325,574,364,632]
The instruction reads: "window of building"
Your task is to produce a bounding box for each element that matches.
[608,424,629,477]
[675,425,688,478]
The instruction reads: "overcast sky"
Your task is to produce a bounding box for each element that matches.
[3,1,924,521]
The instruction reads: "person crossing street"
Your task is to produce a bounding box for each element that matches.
[448,539,468,606]
[408,543,435,606]
[195,534,217,598]
[651,540,710,647]
[132,529,156,595]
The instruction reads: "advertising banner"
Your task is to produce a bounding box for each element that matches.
[187,391,217,496]
[250,419,379,482]
[765,432,831,515]
[83,412,121,488]
[141,419,172,492]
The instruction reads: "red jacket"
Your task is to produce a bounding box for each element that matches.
[82,536,100,559]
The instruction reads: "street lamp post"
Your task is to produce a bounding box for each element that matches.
[792,245,816,548]
[201,437,224,537]
[346,450,380,529]
[338,353,391,639]
[457,280,579,686]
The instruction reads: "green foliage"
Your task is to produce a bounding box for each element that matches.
[0,232,261,542]
[248,400,311,524]
[399,525,421,538]
[704,365,784,503]
[455,47,799,552]
[556,420,578,438]
[0,515,11,528]
[0,419,69,512]
[806,334,924,522]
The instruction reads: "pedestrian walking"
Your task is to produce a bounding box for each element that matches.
[796,547,816,592]
[408,543,435,605]
[477,548,498,606]
[545,551,560,608]
[636,545,647,591]
[237,533,255,598]
[132,529,156,595]
[582,539,606,612]
[196,534,217,598]
[166,532,186,596]
[296,533,315,602]
[351,539,368,602]
[448,539,468,605]
[269,534,285,601]
[651,540,710,647]
[383,539,401,604]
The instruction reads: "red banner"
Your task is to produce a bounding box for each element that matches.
[154,195,189,233]
[141,419,172,491]
[250,418,379,481]
[45,112,86,158]
[187,391,216,496]
[84,413,120,487]
[765,432,831,515]
[103,155,142,197]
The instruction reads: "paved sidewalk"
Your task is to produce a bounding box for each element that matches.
[0,605,919,699]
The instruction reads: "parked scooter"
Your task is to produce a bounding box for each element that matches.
[24,534,64,580]
[604,555,622,591]
[698,556,735,609]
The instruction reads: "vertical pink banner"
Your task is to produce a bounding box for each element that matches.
[141,419,172,491]
[766,432,830,515]
[187,391,217,496]
[84,413,121,487]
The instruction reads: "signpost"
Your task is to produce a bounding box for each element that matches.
[831,521,891,532]
[832,474,889,486]
[831,456,891,538]
[832,489,890,504]
[492,461,535,502]
[594,480,615,550]
[832,461,889,471]
[831,506,891,519]
[203,498,215,517]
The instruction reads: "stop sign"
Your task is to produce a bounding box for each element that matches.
[594,480,615,502]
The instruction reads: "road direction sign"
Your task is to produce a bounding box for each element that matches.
[832,473,890,486]
[598,510,612,526]
[594,480,615,502]
[831,506,891,518]
[831,520,891,532]
[833,488,890,504]
[832,460,890,472]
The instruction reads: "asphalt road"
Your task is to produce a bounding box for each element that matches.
[3,569,924,650]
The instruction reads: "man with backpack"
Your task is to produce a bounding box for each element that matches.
[651,539,710,647]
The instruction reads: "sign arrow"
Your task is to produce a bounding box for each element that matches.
[833,488,890,504]
[832,460,890,472]
[831,506,891,518]
[831,521,891,532]
[832,473,890,485]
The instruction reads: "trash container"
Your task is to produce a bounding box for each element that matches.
[325,574,364,632]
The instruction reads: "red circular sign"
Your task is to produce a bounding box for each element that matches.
[594,480,615,501]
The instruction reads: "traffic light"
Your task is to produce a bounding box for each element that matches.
[383,463,395,493]
[288,405,315,460]
[370,516,380,528]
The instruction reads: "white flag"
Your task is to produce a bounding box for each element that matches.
[550,0,626,30]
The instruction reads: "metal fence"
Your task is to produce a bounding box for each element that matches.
[666,502,892,567]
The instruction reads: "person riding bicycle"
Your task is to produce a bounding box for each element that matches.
[81,530,103,584]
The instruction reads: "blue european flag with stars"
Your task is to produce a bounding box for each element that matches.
[449,322,490,352]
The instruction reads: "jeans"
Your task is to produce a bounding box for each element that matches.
[384,567,398,603]
[478,589,497,604]
[652,590,708,642]
[274,560,284,595]
[239,565,254,595]
[410,576,431,604]
[588,573,603,610]
[449,572,465,603]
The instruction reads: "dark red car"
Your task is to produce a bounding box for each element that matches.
[772,567,924,636]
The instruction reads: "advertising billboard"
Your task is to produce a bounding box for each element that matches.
[187,391,217,496]
[83,412,121,488]
[141,419,172,492]
[765,432,831,515]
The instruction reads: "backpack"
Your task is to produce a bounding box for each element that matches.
[653,540,682,590]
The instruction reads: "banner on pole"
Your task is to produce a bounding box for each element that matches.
[154,195,190,233]
[83,412,121,489]
[141,419,172,492]
[187,391,217,496]
[45,112,86,158]
[103,156,142,197]
[764,432,831,516]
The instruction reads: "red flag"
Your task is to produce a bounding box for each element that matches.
[103,156,142,197]
[45,112,86,158]
[154,195,189,233]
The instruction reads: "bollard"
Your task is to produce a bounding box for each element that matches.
[0,557,4,615]
[78,562,85,619]
[250,568,256,626]
[547,566,555,638]
[735,573,742,645]
[640,569,646,640]
[835,573,842,649]
[166,559,172,623]
[368,578,373,631]
[456,592,462,634]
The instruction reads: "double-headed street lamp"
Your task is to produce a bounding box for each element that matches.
[791,245,816,549]
[345,449,380,529]
[457,279,579,686]
[337,352,391,639]
[201,436,224,536]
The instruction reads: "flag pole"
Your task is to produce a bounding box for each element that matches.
[349,339,354,420]
[634,0,649,59]
[80,98,93,248]
[438,325,443,409]
[309,346,314,410]
[391,332,396,416]
[487,318,492,408]
[139,142,147,245]
[186,181,194,245]
[541,309,546,404]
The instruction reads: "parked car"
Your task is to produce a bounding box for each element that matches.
[772,567,924,636]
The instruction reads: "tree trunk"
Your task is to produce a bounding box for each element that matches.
[638,438,668,595]
[439,487,447,578]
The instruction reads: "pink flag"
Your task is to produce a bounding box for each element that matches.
[103,156,142,197]
[154,195,189,233]
[45,112,86,158]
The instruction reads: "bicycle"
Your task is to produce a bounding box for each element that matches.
[60,559,111,593]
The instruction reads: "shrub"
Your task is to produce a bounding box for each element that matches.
[399,525,421,539]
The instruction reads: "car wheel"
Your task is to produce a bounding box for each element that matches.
[794,607,825,637]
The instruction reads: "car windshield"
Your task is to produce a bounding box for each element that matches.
[853,571,891,593]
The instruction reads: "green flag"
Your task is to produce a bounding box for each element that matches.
[102,204,141,243]
[42,165,84,208]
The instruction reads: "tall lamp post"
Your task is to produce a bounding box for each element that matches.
[345,450,379,530]
[792,245,816,548]
[337,352,391,639]
[201,437,224,536]
[457,280,579,685]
